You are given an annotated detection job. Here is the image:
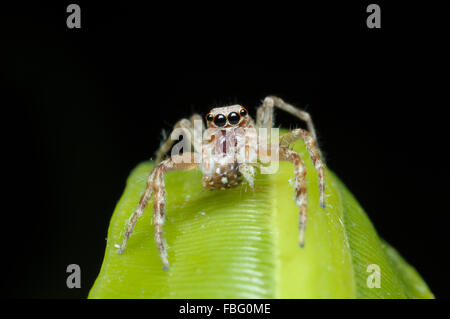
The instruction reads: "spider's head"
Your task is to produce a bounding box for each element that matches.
[205,105,248,129]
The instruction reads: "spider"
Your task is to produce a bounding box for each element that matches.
[116,96,325,270]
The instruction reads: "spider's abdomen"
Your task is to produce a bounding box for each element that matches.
[202,163,242,190]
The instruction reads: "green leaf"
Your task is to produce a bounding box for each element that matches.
[88,133,434,299]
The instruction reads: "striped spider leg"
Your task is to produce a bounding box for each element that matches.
[256,96,325,248]
[117,153,198,270]
[155,114,204,164]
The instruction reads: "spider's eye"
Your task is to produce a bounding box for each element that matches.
[206,113,213,122]
[228,112,240,125]
[240,108,248,117]
[214,114,226,127]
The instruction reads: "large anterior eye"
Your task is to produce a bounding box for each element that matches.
[228,112,240,125]
[214,114,226,127]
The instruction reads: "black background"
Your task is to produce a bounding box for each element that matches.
[2,2,448,299]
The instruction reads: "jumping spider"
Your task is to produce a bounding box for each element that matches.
[117,96,325,270]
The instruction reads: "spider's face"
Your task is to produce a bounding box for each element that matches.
[205,105,248,129]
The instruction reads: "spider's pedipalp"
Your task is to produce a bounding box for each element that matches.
[239,164,256,189]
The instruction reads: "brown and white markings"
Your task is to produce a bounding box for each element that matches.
[116,96,325,270]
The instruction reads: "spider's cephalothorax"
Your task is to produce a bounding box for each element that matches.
[202,105,253,190]
[117,96,325,270]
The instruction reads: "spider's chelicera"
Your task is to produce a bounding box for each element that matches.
[116,96,325,270]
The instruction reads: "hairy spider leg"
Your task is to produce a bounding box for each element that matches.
[118,154,199,270]
[256,96,319,144]
[155,114,204,164]
[279,147,308,247]
[280,128,325,209]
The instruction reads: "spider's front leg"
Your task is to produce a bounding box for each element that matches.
[279,147,309,247]
[118,154,199,270]
[280,128,325,209]
[257,96,319,144]
[279,128,326,248]
[155,114,204,164]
